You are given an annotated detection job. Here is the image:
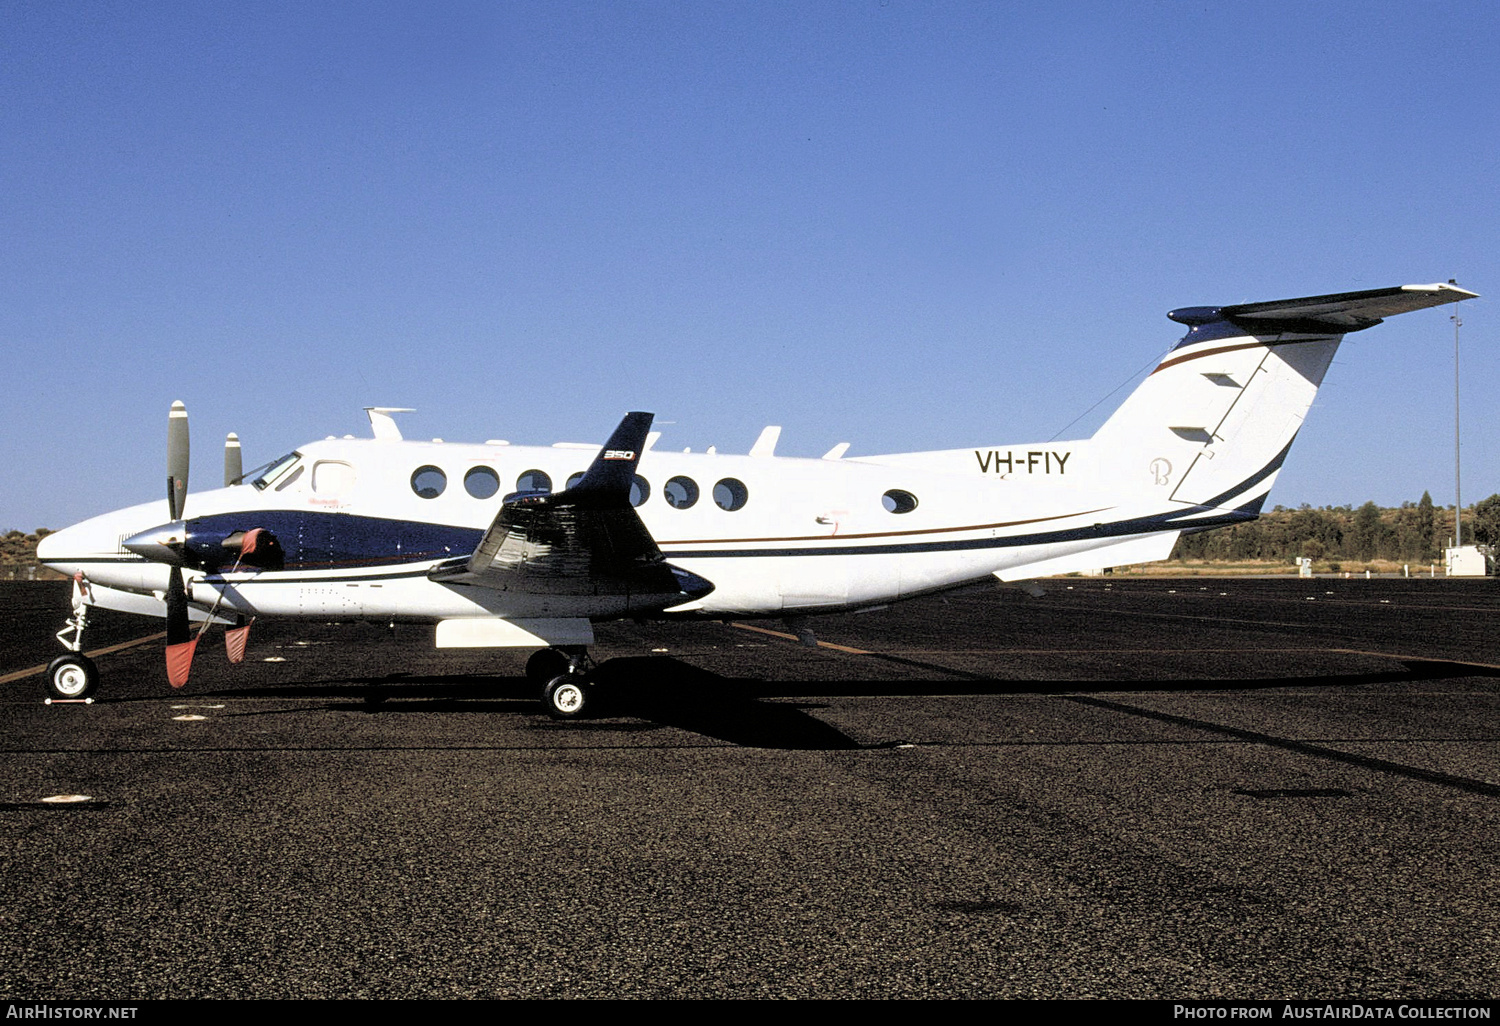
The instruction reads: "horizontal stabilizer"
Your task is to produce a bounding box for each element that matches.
[1169,282,1476,333]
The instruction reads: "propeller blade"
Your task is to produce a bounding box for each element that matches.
[166,638,198,690]
[225,617,254,664]
[165,566,196,688]
[166,567,190,645]
[166,637,199,689]
[224,432,242,487]
[168,400,190,520]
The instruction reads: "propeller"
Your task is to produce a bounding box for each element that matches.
[128,402,259,689]
[222,434,259,664]
[224,432,242,487]
[164,401,196,688]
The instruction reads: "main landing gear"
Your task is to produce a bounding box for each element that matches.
[525,647,596,720]
[47,575,100,700]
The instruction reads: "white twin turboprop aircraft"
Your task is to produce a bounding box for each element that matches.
[38,282,1476,716]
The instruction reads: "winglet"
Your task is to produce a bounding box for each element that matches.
[559,412,654,505]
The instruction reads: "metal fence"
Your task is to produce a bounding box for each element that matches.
[0,565,65,581]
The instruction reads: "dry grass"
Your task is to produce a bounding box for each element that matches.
[1105,558,1449,577]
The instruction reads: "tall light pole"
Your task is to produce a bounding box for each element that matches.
[1451,281,1463,548]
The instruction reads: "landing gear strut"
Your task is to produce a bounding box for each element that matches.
[524,647,571,685]
[528,646,595,720]
[47,575,100,700]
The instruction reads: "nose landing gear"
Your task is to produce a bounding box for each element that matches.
[47,574,100,701]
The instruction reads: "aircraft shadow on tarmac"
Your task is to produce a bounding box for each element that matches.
[190,653,1499,752]
[322,657,867,751]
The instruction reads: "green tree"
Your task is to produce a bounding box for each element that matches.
[1469,494,1500,575]
[1471,494,1500,549]
[1417,491,1437,559]
[1350,501,1383,561]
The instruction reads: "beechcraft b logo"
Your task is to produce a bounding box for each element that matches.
[603,450,635,460]
[1150,457,1172,486]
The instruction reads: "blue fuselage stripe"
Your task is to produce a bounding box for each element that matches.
[52,506,1267,578]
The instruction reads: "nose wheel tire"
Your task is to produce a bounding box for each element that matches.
[46,654,99,700]
[542,674,590,720]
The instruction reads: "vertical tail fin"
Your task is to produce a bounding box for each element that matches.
[1092,283,1475,518]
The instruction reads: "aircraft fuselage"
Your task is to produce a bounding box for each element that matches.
[39,428,1188,625]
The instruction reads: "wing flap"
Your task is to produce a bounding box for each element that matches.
[435,617,595,648]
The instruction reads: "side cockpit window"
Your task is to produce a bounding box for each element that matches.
[251,451,303,491]
[312,460,356,498]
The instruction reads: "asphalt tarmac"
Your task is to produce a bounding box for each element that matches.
[2,577,1497,1000]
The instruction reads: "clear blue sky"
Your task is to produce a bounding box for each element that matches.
[4,1,1495,531]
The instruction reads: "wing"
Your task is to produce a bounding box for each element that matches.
[429,412,714,613]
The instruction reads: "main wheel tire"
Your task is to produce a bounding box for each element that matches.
[526,648,571,685]
[542,674,589,720]
[46,654,99,700]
